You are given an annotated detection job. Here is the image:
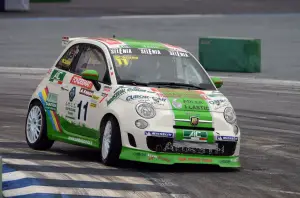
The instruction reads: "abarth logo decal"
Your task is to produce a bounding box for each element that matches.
[190,116,199,126]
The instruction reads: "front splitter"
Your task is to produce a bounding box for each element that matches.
[119,147,241,168]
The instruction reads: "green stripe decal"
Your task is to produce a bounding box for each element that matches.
[156,88,214,143]
[207,131,214,143]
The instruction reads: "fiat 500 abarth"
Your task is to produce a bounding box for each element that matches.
[25,36,240,167]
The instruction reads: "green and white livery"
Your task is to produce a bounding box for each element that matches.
[25,36,240,168]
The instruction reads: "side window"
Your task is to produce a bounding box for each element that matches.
[56,44,81,71]
[73,45,110,84]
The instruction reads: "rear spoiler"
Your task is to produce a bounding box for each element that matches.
[61,36,87,47]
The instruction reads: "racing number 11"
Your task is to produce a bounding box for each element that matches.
[77,101,88,121]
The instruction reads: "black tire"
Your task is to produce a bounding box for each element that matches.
[100,116,122,166]
[25,100,54,150]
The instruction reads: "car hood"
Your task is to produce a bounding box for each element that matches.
[107,85,233,112]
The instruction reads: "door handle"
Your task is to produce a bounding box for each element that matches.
[61,85,69,91]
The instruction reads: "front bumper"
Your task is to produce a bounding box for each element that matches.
[119,146,241,168]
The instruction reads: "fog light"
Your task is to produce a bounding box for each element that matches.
[135,119,148,129]
[233,125,239,135]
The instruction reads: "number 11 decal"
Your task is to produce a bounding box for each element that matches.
[77,101,88,121]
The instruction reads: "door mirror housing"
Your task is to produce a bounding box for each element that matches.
[81,69,99,81]
[81,70,101,91]
[211,77,223,88]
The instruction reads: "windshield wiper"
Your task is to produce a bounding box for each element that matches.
[148,82,206,90]
[118,80,149,86]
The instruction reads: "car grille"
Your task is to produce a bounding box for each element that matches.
[146,136,237,156]
[173,125,214,131]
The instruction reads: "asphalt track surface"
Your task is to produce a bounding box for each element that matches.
[1,14,300,80]
[0,70,300,197]
[1,0,300,18]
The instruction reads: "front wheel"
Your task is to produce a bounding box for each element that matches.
[25,101,54,150]
[100,116,122,166]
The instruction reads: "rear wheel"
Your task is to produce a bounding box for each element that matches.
[25,101,54,150]
[100,116,122,166]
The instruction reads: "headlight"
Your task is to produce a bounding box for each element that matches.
[224,107,236,124]
[135,102,156,119]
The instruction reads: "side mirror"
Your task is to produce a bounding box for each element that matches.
[81,69,101,91]
[81,69,99,81]
[211,77,223,88]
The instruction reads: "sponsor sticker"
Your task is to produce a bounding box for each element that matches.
[183,99,203,105]
[183,130,208,142]
[151,97,167,105]
[45,93,58,111]
[139,48,161,55]
[178,157,212,163]
[92,95,100,100]
[114,55,139,67]
[107,88,126,105]
[146,154,170,163]
[133,152,147,157]
[126,95,150,101]
[70,75,93,89]
[144,131,174,138]
[65,101,77,119]
[69,87,76,102]
[168,51,189,57]
[164,142,222,154]
[220,159,231,164]
[68,136,92,145]
[103,86,111,92]
[90,103,97,108]
[110,48,132,55]
[208,99,227,105]
[184,104,209,111]
[99,93,108,103]
[216,136,238,142]
[79,88,94,97]
[49,69,66,84]
[172,98,182,109]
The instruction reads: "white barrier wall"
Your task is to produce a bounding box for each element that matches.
[1,0,30,11]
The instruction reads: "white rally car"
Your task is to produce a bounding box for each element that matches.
[25,36,240,167]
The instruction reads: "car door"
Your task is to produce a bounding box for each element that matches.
[43,43,83,139]
[58,43,112,146]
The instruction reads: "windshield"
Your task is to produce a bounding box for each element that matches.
[110,48,216,90]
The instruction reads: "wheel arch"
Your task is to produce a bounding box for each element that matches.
[100,113,120,130]
[99,112,123,143]
[29,98,43,108]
